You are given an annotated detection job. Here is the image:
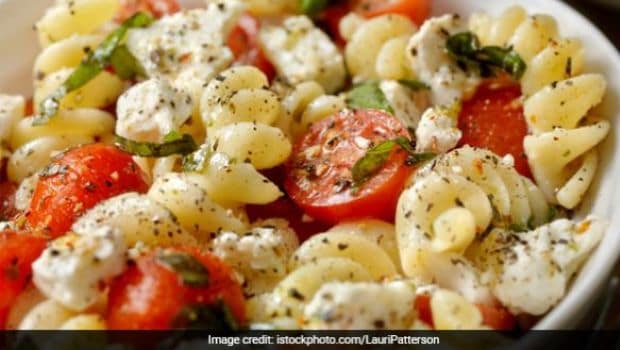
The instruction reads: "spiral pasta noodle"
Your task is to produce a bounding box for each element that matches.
[469,5,610,209]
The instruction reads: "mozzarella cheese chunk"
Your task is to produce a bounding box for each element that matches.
[0,94,25,144]
[211,219,299,295]
[126,1,244,99]
[259,16,346,94]
[415,107,462,153]
[304,280,417,329]
[472,216,606,315]
[379,80,429,130]
[14,174,38,211]
[32,226,127,311]
[407,15,479,106]
[116,78,193,142]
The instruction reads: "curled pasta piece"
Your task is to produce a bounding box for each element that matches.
[8,135,94,183]
[14,175,39,211]
[60,314,106,330]
[430,289,484,330]
[506,15,558,62]
[33,34,103,77]
[279,81,345,139]
[523,121,610,208]
[147,172,248,238]
[524,74,606,133]
[209,122,292,170]
[343,14,417,81]
[200,66,281,129]
[323,219,400,271]
[289,232,398,280]
[266,257,373,321]
[198,152,283,205]
[17,299,77,330]
[72,192,197,247]
[0,94,25,143]
[35,0,119,47]
[10,109,115,149]
[469,5,527,46]
[239,0,297,16]
[396,171,492,280]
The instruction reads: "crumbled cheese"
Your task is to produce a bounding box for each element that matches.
[32,226,127,312]
[211,219,299,295]
[379,80,430,130]
[116,78,193,142]
[259,16,346,94]
[415,107,462,154]
[126,1,244,99]
[406,15,479,107]
[0,94,25,144]
[304,280,417,330]
[14,174,38,211]
[475,215,606,315]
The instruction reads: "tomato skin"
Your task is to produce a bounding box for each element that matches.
[285,109,413,224]
[350,0,431,26]
[458,81,532,178]
[116,0,180,22]
[0,182,17,222]
[477,303,516,331]
[0,231,47,329]
[26,144,149,238]
[317,3,351,47]
[106,247,245,330]
[227,15,276,81]
[414,294,434,327]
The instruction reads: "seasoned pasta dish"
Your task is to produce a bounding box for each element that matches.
[0,0,611,330]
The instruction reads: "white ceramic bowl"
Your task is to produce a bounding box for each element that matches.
[0,0,619,329]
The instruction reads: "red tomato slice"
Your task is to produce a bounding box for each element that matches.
[317,3,351,47]
[227,15,276,81]
[0,231,47,329]
[0,182,17,222]
[350,0,431,26]
[477,303,517,331]
[284,109,413,224]
[26,144,149,238]
[458,80,532,178]
[116,0,180,22]
[414,294,434,327]
[106,247,245,330]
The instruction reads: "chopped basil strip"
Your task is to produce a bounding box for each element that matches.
[352,136,435,188]
[156,251,210,287]
[547,206,558,223]
[300,0,331,16]
[109,44,146,80]
[172,302,239,330]
[34,12,154,125]
[398,79,430,91]
[115,133,198,158]
[446,31,527,80]
[182,143,213,172]
[346,81,394,114]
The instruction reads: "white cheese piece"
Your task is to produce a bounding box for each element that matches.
[32,226,127,311]
[415,107,462,154]
[211,219,299,295]
[126,1,244,99]
[0,94,25,144]
[14,174,38,211]
[259,16,346,94]
[474,215,606,315]
[304,280,417,330]
[406,15,479,107]
[379,80,430,130]
[116,78,193,142]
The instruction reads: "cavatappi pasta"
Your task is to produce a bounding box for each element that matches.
[0,0,611,331]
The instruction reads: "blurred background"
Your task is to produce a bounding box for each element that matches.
[563,0,620,330]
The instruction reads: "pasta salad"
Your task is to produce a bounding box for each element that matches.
[0,0,610,330]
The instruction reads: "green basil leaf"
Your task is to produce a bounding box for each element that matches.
[182,144,213,172]
[34,12,154,125]
[115,133,198,157]
[398,79,430,91]
[109,44,146,80]
[346,81,394,114]
[172,302,239,330]
[547,206,558,223]
[156,251,210,287]
[446,31,527,80]
[352,136,435,188]
[300,0,330,16]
